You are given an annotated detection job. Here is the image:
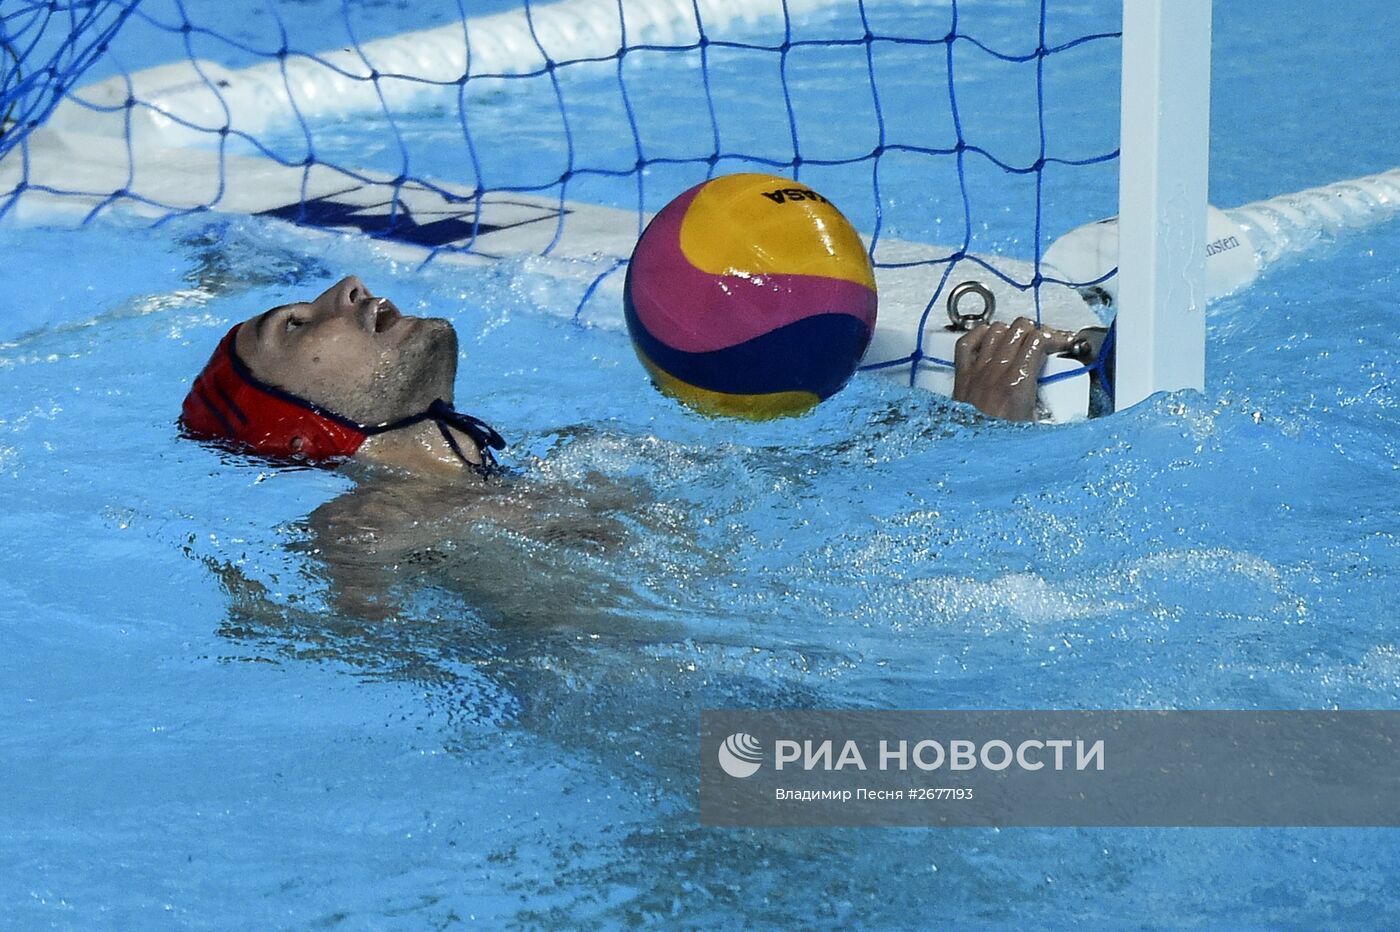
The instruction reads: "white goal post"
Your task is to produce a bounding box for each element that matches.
[1115,0,1212,409]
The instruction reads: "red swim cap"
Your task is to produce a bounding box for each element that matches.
[180,324,367,462]
[180,323,507,470]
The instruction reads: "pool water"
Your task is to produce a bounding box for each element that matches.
[3,0,1400,926]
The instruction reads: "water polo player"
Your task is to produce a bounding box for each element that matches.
[180,275,1099,475]
[180,275,505,476]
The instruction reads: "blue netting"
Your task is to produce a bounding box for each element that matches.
[0,0,139,158]
[0,0,1121,383]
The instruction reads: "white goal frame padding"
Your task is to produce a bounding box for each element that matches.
[45,0,839,146]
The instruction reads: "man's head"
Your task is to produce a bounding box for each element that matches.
[237,275,458,424]
[182,276,460,460]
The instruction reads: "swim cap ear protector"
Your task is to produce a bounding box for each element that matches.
[180,324,506,472]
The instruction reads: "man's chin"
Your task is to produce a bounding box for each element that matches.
[403,316,459,402]
[418,316,458,351]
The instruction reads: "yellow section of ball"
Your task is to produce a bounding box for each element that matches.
[677,173,876,290]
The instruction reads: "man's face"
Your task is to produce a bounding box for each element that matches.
[235,276,458,426]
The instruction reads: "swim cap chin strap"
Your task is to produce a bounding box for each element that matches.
[181,324,506,474]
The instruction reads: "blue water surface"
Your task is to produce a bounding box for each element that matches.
[2,0,1399,927]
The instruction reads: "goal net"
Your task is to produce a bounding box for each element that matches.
[2,0,1154,418]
